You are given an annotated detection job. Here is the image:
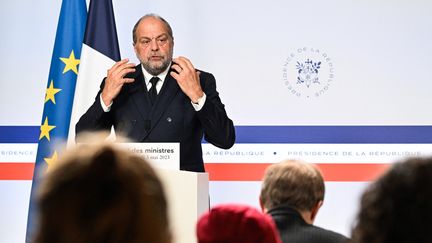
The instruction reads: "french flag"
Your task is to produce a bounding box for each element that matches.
[68,0,120,142]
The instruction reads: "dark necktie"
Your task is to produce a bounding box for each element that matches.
[148,77,159,105]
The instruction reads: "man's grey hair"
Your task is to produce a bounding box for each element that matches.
[132,13,174,44]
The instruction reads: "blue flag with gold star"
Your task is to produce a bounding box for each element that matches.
[25,0,87,241]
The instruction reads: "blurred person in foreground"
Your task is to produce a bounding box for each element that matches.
[260,160,349,243]
[351,157,432,243]
[35,133,171,243]
[196,203,281,243]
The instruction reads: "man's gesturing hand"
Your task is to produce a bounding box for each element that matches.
[101,59,136,106]
[170,56,204,103]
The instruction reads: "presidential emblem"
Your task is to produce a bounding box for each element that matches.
[296,59,321,88]
[283,47,334,98]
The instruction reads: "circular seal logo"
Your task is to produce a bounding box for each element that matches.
[282,47,334,98]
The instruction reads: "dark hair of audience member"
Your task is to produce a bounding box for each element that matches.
[351,157,432,243]
[35,137,171,243]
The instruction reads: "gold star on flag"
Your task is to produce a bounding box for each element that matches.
[44,151,58,169]
[60,50,80,74]
[39,117,56,141]
[45,80,62,104]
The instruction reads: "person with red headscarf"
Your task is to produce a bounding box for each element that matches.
[196,204,281,243]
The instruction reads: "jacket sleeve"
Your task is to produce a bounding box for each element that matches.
[75,79,114,138]
[197,72,235,149]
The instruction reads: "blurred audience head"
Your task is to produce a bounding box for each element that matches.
[196,204,281,243]
[35,133,171,243]
[260,160,325,223]
[351,157,432,243]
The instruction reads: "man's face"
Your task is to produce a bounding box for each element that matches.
[133,17,174,76]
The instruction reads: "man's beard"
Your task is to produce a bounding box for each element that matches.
[142,57,171,76]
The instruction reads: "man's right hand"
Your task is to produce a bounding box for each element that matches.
[101,59,136,106]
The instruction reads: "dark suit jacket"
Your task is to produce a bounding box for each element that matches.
[76,64,235,172]
[268,205,349,243]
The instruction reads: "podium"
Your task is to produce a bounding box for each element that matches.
[155,169,209,243]
[120,143,209,242]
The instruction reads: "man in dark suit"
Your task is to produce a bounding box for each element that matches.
[260,160,349,243]
[76,14,235,172]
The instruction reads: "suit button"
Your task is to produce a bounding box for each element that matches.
[167,117,172,122]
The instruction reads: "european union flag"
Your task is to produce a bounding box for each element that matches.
[26,0,87,241]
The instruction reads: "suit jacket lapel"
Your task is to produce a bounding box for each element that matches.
[127,65,180,141]
[127,65,152,121]
[148,74,180,131]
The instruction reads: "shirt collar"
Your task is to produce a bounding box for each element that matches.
[141,62,171,85]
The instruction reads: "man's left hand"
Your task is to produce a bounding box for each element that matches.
[170,56,204,103]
